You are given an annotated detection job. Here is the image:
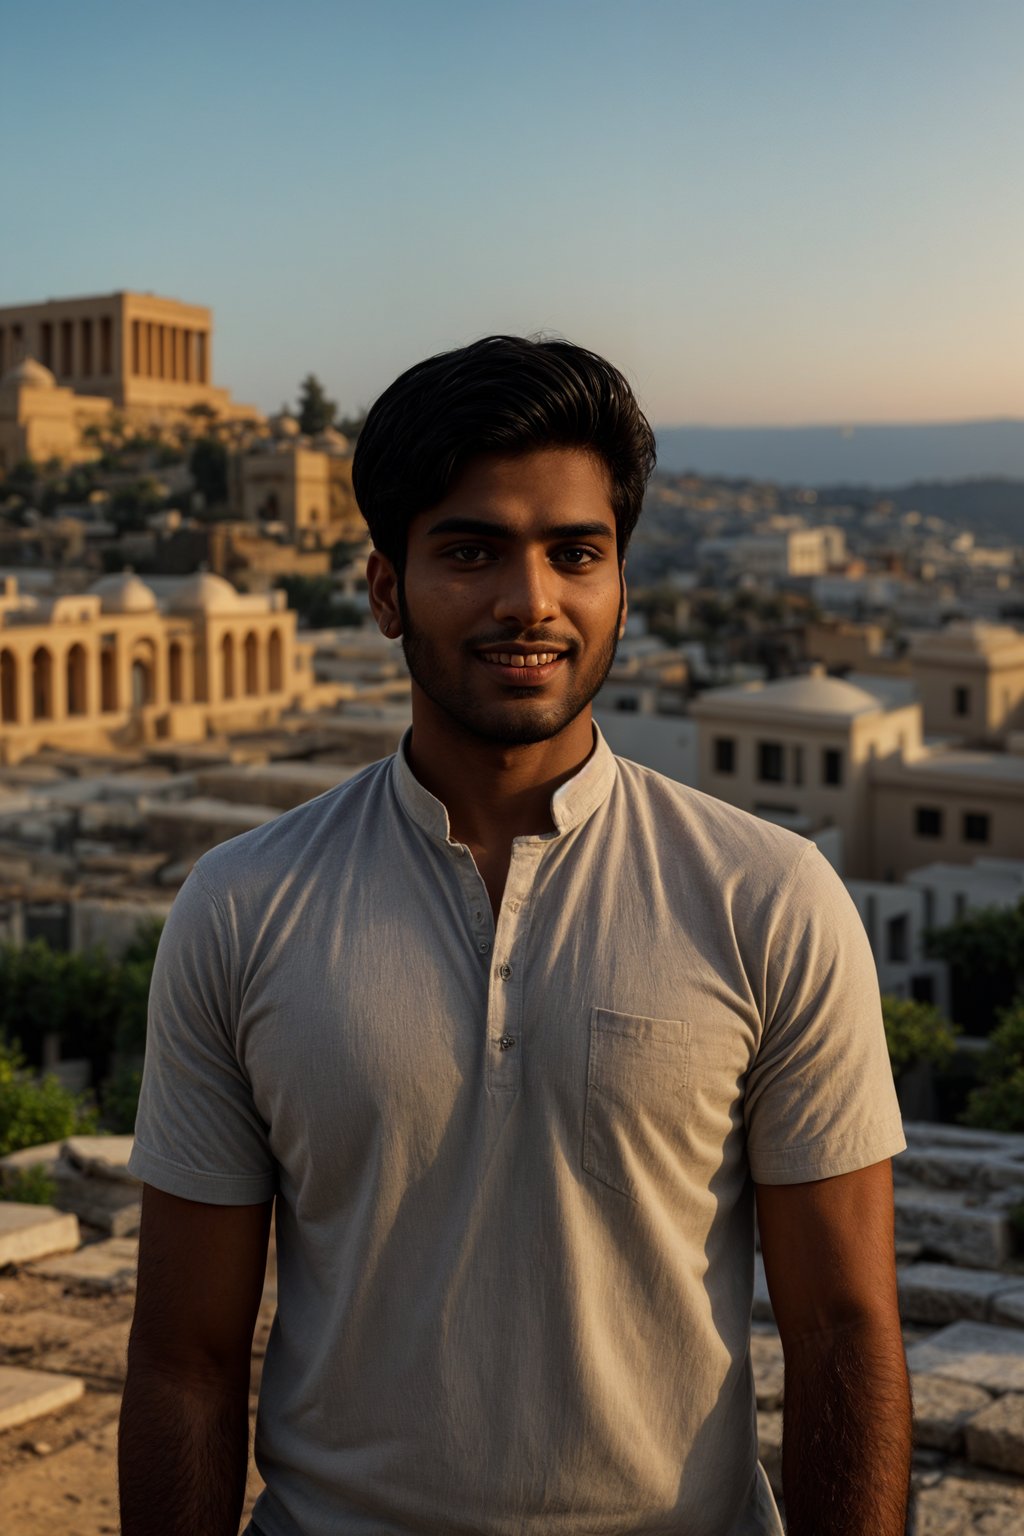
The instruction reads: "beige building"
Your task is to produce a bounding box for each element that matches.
[909,623,1024,742]
[230,421,365,547]
[692,671,921,878]
[0,290,258,431]
[0,356,111,470]
[0,570,320,765]
[868,750,1024,881]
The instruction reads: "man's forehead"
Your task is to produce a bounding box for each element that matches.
[419,447,617,534]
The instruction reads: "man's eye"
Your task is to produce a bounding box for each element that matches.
[556,547,597,566]
[449,545,490,563]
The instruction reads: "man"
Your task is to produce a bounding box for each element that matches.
[120,336,911,1536]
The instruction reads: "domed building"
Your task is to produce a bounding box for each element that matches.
[0,567,317,765]
[0,353,111,469]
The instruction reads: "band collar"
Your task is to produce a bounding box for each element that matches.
[390,724,617,845]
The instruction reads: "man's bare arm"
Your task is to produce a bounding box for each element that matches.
[119,1185,273,1536]
[756,1160,912,1536]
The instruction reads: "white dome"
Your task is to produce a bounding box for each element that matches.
[315,427,350,453]
[88,571,159,615]
[706,674,885,718]
[169,571,242,614]
[1,356,57,392]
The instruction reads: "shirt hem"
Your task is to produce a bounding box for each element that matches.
[750,1122,907,1185]
[127,1142,276,1204]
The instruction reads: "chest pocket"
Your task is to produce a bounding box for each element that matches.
[583,1007,692,1201]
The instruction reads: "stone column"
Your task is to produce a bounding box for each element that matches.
[15,646,31,728]
[198,330,209,384]
[51,649,68,722]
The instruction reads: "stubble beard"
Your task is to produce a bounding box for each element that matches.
[397,590,624,748]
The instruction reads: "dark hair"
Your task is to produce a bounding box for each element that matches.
[351,335,656,570]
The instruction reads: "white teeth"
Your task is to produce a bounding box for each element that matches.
[483,652,560,667]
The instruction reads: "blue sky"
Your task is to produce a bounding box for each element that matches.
[2,0,1021,426]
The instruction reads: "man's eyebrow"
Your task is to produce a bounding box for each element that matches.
[426,517,615,540]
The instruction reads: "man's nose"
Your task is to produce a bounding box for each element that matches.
[491,552,559,629]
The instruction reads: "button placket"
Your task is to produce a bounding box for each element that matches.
[485,840,544,1093]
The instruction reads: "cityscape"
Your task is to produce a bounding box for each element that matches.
[2,1,1023,1530]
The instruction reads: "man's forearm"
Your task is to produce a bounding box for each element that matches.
[118,1357,250,1536]
[781,1316,912,1536]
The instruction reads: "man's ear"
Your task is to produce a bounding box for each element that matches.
[618,561,628,639]
[366,549,402,639]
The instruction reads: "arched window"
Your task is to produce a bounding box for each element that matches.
[131,659,153,709]
[100,646,117,712]
[66,644,87,716]
[32,647,53,720]
[268,629,283,692]
[168,641,184,703]
[0,650,17,723]
[221,633,235,700]
[243,632,259,696]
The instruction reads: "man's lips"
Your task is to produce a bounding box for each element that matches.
[474,648,568,685]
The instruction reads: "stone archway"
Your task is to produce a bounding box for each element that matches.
[32,647,53,720]
[221,633,236,700]
[66,643,87,716]
[243,631,259,696]
[268,629,283,692]
[0,649,17,723]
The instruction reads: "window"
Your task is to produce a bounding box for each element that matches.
[822,747,843,786]
[713,736,735,774]
[886,914,908,964]
[757,741,784,783]
[911,975,935,1004]
[915,806,943,838]
[954,685,970,717]
[792,745,804,786]
[963,812,990,844]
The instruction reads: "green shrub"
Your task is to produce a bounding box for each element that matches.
[0,1041,97,1156]
[881,995,957,1078]
[0,1164,57,1205]
[962,1000,1024,1132]
[100,1064,143,1134]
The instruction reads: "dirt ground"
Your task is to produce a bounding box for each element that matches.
[0,1249,270,1536]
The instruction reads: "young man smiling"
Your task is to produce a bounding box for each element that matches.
[121,337,911,1536]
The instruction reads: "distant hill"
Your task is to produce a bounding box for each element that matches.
[654,420,1024,487]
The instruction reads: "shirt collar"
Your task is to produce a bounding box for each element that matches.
[390,724,617,844]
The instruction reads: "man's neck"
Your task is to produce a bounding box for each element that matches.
[405,704,596,851]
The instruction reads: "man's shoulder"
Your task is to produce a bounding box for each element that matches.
[191,753,394,900]
[609,750,816,877]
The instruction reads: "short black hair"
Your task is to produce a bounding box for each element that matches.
[351,335,656,571]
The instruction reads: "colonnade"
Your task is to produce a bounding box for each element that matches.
[130,321,209,384]
[0,627,285,731]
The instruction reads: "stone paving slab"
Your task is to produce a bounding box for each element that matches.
[42,1319,131,1386]
[0,1140,65,1175]
[49,1172,141,1238]
[896,1148,1024,1193]
[0,1308,95,1355]
[906,1323,1024,1395]
[911,1469,1024,1535]
[992,1291,1024,1328]
[26,1238,138,1293]
[899,1264,1024,1326]
[964,1394,1024,1477]
[0,1364,84,1432]
[911,1373,993,1452]
[0,1205,80,1267]
[895,1189,1013,1270]
[61,1136,136,1185]
[903,1123,1024,1158]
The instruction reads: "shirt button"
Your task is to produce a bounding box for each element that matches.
[507,900,520,913]
[478,939,491,954]
[498,1035,517,1051]
[498,962,512,980]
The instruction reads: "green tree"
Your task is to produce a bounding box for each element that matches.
[962,1000,1024,1131]
[275,574,340,629]
[926,900,1024,1035]
[297,374,337,436]
[0,1041,97,1157]
[189,436,229,506]
[880,994,957,1078]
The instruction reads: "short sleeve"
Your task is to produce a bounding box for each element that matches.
[127,863,277,1204]
[745,845,906,1185]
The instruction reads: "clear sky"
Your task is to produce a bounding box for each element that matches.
[2,0,1021,427]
